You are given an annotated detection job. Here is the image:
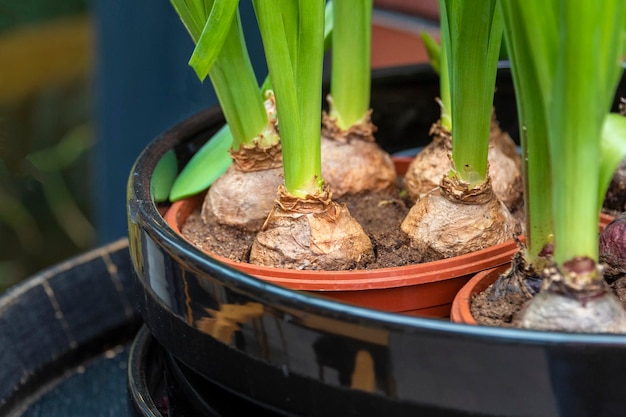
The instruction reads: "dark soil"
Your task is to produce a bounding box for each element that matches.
[181,187,425,270]
[470,279,530,327]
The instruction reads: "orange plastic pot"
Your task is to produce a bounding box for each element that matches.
[450,213,616,325]
[164,157,519,318]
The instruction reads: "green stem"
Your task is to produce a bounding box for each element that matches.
[441,0,502,187]
[208,11,269,148]
[499,1,554,262]
[439,32,451,131]
[189,0,239,81]
[329,0,371,129]
[549,2,609,265]
[253,0,324,197]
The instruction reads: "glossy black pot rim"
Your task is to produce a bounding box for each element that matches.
[127,63,626,346]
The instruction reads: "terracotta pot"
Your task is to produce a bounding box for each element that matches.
[450,213,616,325]
[164,155,518,318]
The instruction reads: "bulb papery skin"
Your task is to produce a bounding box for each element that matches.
[515,259,626,333]
[401,174,517,262]
[404,122,453,202]
[202,141,283,232]
[321,110,396,198]
[249,184,374,270]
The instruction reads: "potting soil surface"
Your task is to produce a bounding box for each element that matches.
[182,188,426,270]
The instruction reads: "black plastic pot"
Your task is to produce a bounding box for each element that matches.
[128,64,626,417]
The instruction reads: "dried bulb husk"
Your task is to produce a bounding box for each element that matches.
[404,114,523,211]
[403,122,452,201]
[488,249,544,301]
[472,249,544,325]
[249,184,374,270]
[515,259,626,333]
[321,109,396,198]
[401,175,517,262]
[488,117,523,211]
[202,141,283,232]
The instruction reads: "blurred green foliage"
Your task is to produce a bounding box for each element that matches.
[0,0,92,293]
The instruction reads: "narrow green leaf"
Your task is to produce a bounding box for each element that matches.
[329,0,372,129]
[208,11,269,147]
[599,113,626,212]
[499,0,554,261]
[169,125,233,201]
[435,1,452,131]
[168,1,336,201]
[152,150,179,202]
[170,0,210,42]
[296,0,324,180]
[444,0,502,186]
[420,31,440,75]
[253,0,324,197]
[548,1,622,264]
[189,0,239,81]
[324,0,334,52]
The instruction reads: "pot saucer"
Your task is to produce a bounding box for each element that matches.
[128,326,285,417]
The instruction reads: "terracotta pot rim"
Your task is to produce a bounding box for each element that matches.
[163,155,519,292]
[449,266,506,325]
[167,200,517,290]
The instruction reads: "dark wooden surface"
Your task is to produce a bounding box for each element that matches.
[0,239,142,417]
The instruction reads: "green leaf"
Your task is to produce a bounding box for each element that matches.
[167,0,336,201]
[169,125,233,201]
[599,113,626,212]
[499,0,554,261]
[208,11,269,147]
[442,0,502,186]
[324,0,334,52]
[170,0,212,42]
[548,0,624,264]
[253,0,324,197]
[329,0,372,129]
[420,31,440,75]
[189,0,240,81]
[152,150,179,202]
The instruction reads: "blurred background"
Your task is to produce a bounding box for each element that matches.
[0,0,437,293]
[0,0,92,291]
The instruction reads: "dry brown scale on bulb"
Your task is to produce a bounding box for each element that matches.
[320,106,397,198]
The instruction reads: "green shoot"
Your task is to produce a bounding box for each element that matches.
[499,0,554,262]
[548,1,624,265]
[329,0,371,129]
[171,0,272,149]
[600,114,626,212]
[499,0,626,271]
[420,32,440,75]
[189,0,239,81]
[168,1,335,201]
[169,125,233,201]
[420,30,451,131]
[167,0,274,202]
[439,0,502,187]
[253,0,325,198]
